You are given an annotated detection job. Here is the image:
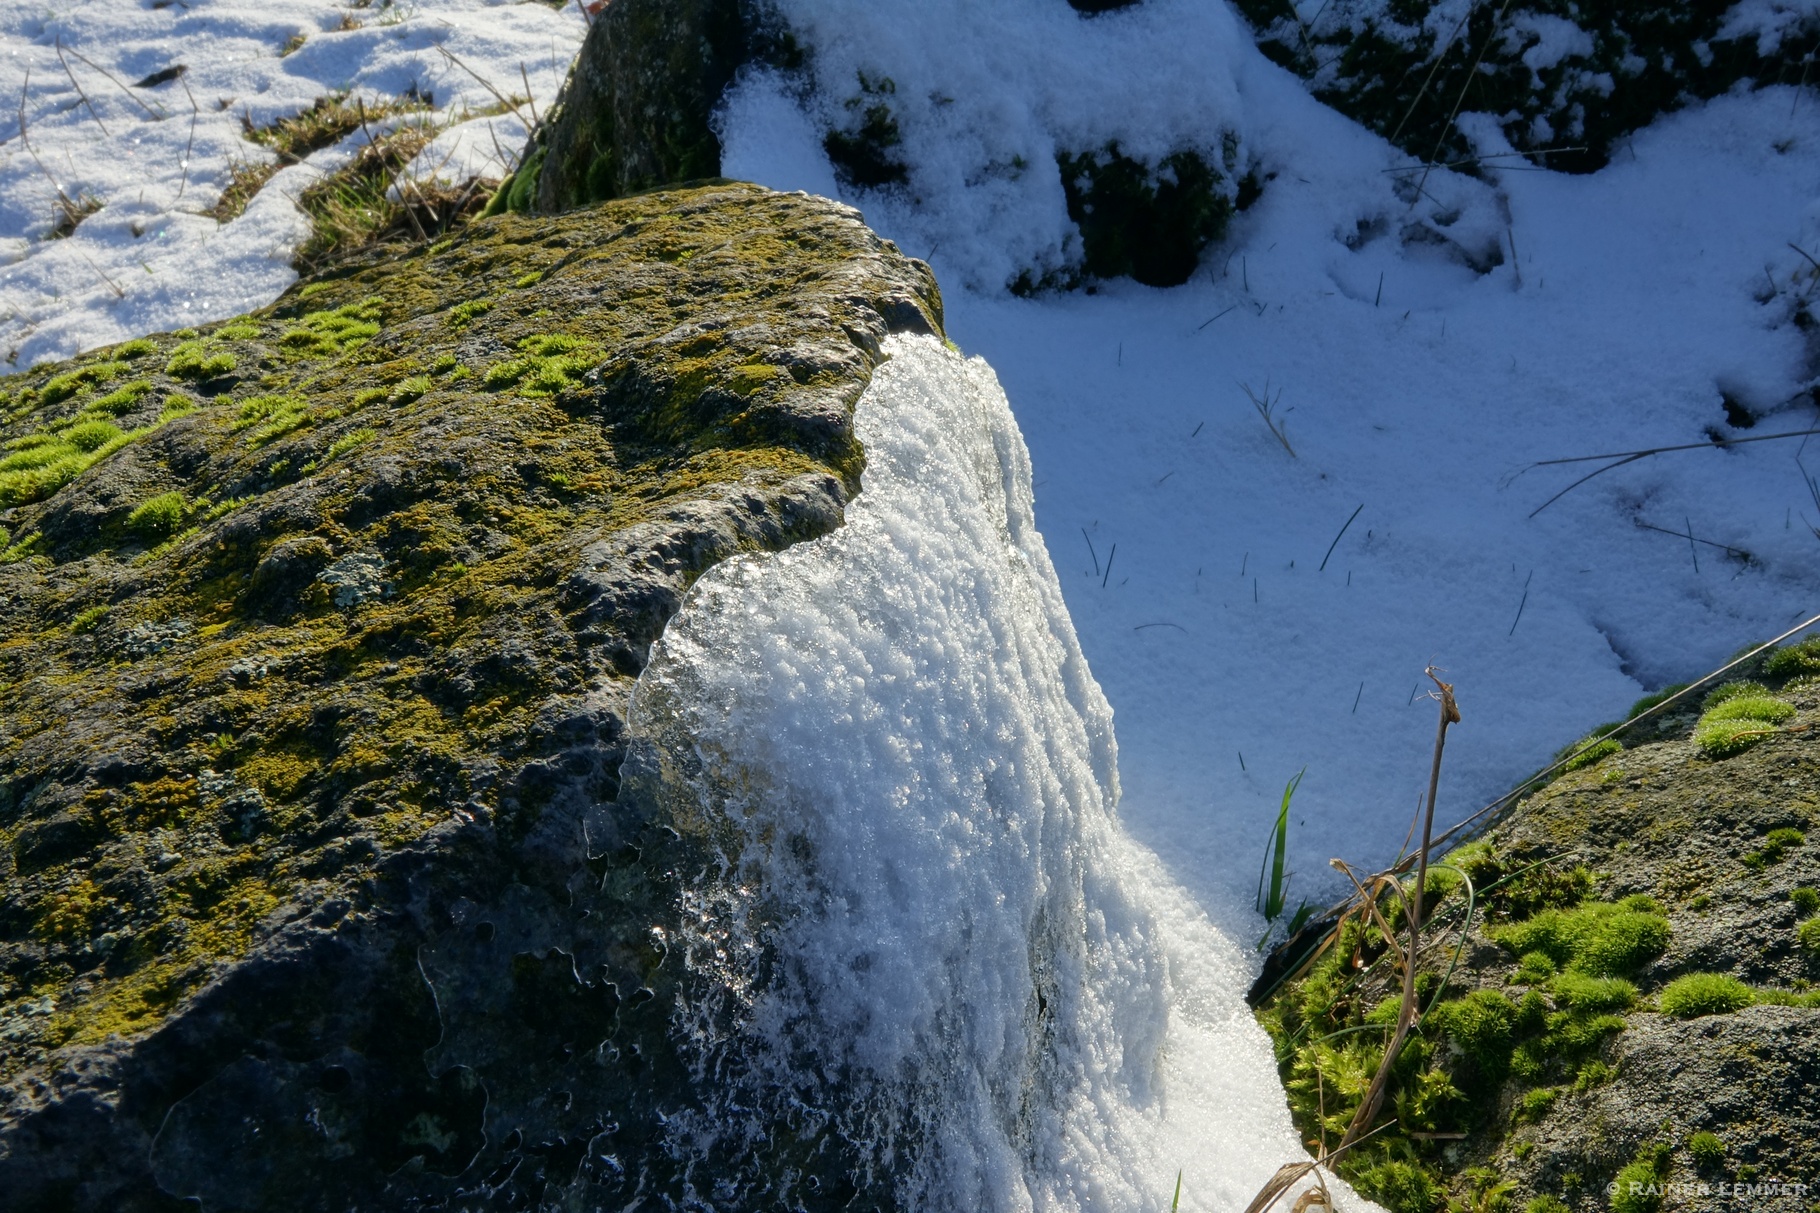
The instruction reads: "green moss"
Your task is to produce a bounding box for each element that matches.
[325,427,377,460]
[390,376,431,404]
[1492,899,1669,977]
[448,298,493,327]
[1659,973,1756,1018]
[61,419,123,452]
[1693,690,1794,758]
[1525,1198,1569,1213]
[1560,733,1622,771]
[89,380,156,415]
[1354,1160,1442,1213]
[278,296,385,358]
[116,338,157,359]
[1626,683,1688,718]
[1704,696,1795,726]
[1610,1143,1672,1213]
[1796,917,1820,953]
[1764,635,1820,679]
[1744,827,1806,870]
[1514,1086,1558,1124]
[1686,1130,1724,1171]
[1792,887,1820,916]
[1573,1058,1615,1090]
[1704,679,1768,707]
[1550,972,1637,1013]
[233,394,313,446]
[42,360,129,405]
[164,341,237,379]
[127,492,189,541]
[1429,989,1517,1083]
[69,605,108,633]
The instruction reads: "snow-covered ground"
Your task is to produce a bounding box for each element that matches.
[720,0,1820,922]
[0,0,585,368]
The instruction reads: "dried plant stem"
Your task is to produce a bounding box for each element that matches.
[1242,379,1296,457]
[61,46,165,121]
[55,38,109,135]
[1338,668,1458,1151]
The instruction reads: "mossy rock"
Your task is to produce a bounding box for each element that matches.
[518,0,751,213]
[1254,650,1820,1211]
[0,182,940,1211]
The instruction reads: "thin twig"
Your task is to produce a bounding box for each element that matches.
[1318,503,1363,572]
[15,71,81,217]
[1635,520,1748,559]
[175,74,200,201]
[75,247,126,299]
[1196,304,1237,331]
[1413,0,1517,202]
[1520,427,1820,517]
[55,38,109,135]
[1242,379,1296,457]
[520,62,540,129]
[1387,1,1475,146]
[62,45,165,120]
[435,44,529,126]
[356,98,430,245]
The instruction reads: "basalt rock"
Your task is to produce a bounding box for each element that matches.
[0,182,940,1211]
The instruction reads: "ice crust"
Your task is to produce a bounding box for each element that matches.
[629,335,1366,1211]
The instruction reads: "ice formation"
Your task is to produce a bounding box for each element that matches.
[629,335,1365,1211]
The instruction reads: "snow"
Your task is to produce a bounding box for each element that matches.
[631,334,1366,1212]
[1720,0,1820,53]
[0,0,586,370]
[717,4,1820,925]
[729,0,1256,292]
[1508,12,1595,74]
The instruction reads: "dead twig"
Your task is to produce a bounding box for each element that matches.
[75,247,126,299]
[1241,1121,1396,1213]
[1412,0,1517,202]
[355,97,430,244]
[15,71,98,237]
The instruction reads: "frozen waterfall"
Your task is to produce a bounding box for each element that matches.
[626,335,1365,1211]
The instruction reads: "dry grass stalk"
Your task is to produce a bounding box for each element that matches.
[1242,379,1296,457]
[1338,668,1458,1150]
